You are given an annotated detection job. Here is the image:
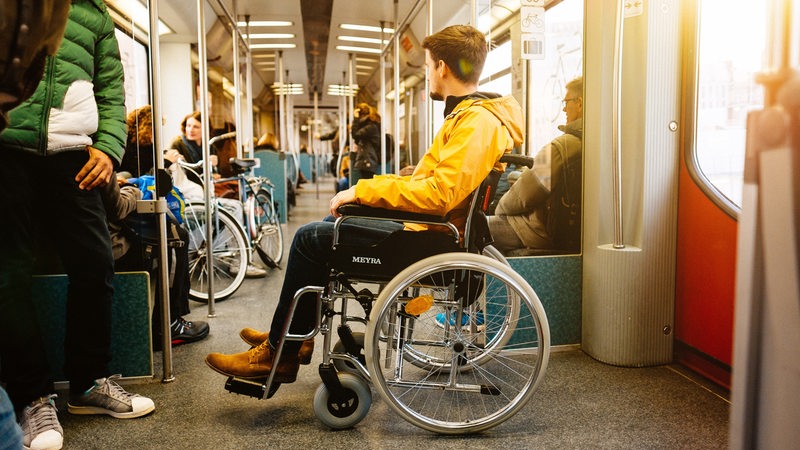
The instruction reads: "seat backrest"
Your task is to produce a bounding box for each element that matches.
[464,169,502,253]
[465,154,535,253]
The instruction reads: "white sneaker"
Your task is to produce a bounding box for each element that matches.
[245,264,267,278]
[67,375,154,419]
[20,395,63,450]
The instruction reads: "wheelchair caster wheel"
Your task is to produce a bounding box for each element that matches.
[313,373,371,429]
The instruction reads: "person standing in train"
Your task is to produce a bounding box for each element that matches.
[205,24,524,384]
[0,3,70,448]
[350,102,381,182]
[0,2,155,449]
[488,76,583,254]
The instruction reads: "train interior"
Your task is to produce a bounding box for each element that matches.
[23,0,800,447]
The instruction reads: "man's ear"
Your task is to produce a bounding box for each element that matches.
[438,60,450,78]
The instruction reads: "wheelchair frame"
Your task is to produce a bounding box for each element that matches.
[225,154,550,434]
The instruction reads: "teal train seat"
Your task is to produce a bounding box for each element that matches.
[30,272,153,384]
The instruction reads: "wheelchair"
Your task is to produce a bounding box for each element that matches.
[224,154,550,434]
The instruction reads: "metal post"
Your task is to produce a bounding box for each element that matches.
[313,90,320,198]
[337,71,346,178]
[146,0,174,383]
[232,1,242,158]
[611,0,625,249]
[244,19,254,157]
[197,0,216,313]
[278,51,287,153]
[393,0,401,175]
[406,86,413,166]
[425,0,433,149]
[347,54,354,186]
[379,20,387,175]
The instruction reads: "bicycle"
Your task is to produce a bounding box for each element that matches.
[177,133,284,302]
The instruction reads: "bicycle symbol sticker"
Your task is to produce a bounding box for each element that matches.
[520,6,545,34]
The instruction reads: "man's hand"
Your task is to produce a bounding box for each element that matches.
[75,146,114,190]
[399,164,416,176]
[330,186,357,217]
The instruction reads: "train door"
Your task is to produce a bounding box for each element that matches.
[675,0,774,389]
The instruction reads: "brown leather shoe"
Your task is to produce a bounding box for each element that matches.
[239,328,314,365]
[205,342,300,382]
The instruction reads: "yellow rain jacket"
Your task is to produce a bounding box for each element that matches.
[354,94,524,234]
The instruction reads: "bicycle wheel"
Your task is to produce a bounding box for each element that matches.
[185,202,248,302]
[250,188,284,265]
[365,252,550,434]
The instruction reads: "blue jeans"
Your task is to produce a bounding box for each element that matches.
[268,218,403,351]
[0,386,22,449]
[0,150,114,409]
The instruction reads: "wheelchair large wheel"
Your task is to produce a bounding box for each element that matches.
[184,203,248,302]
[365,252,550,434]
[250,188,284,266]
[400,243,517,371]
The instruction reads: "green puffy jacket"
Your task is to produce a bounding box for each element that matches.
[0,0,126,164]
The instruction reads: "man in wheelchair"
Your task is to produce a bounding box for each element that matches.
[205,24,524,384]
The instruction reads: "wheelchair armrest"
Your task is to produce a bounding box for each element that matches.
[337,204,451,224]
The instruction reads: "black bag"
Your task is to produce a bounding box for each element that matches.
[546,145,581,252]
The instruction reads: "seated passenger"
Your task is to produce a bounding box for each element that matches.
[165,111,218,169]
[488,76,583,254]
[119,105,155,177]
[205,24,524,382]
[169,115,266,278]
[101,173,210,348]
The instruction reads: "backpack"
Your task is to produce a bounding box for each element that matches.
[122,175,186,250]
[546,144,581,252]
[131,175,186,224]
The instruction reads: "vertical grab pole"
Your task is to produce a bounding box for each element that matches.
[379,21,387,175]
[232,0,242,158]
[278,51,287,154]
[244,21,254,157]
[425,0,433,149]
[197,0,216,314]
[337,71,346,178]
[347,53,355,185]
[313,90,320,199]
[146,0,174,383]
[611,0,625,249]
[392,0,401,175]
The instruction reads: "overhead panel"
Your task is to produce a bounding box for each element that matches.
[300,0,334,99]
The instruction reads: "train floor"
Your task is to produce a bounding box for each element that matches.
[56,176,730,449]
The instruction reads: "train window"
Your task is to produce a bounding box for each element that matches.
[114,29,150,112]
[691,0,765,211]
[526,0,583,154]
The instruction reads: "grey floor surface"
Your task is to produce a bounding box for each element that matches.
[57,178,730,449]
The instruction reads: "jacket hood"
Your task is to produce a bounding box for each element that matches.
[558,117,583,140]
[459,95,525,148]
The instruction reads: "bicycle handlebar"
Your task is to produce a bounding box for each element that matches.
[208,131,236,146]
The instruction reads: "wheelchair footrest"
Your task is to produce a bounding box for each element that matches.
[224,376,281,399]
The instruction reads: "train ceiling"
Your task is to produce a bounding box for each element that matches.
[112,0,518,109]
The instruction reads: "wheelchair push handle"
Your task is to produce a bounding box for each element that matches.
[336,204,452,225]
[500,154,534,168]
